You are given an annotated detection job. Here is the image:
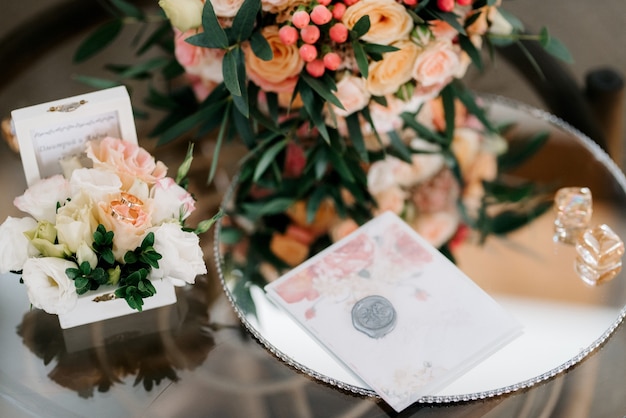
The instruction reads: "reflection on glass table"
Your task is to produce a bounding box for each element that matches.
[215,96,626,403]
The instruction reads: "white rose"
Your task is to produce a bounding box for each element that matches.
[150,177,196,224]
[70,168,122,203]
[13,175,71,223]
[488,9,513,36]
[22,257,78,314]
[148,223,207,285]
[367,157,405,195]
[159,0,204,32]
[0,217,39,273]
[55,191,99,254]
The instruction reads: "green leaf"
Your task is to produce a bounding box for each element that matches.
[253,139,288,182]
[240,198,296,219]
[117,57,170,79]
[201,1,229,48]
[141,232,155,249]
[362,43,399,56]
[459,35,482,71]
[539,27,573,64]
[110,0,144,19]
[498,131,549,171]
[425,9,466,36]
[450,82,496,132]
[352,40,369,79]
[74,19,123,63]
[250,30,273,61]
[440,84,456,143]
[351,15,370,38]
[230,0,261,42]
[72,75,121,90]
[222,45,246,98]
[345,113,368,163]
[300,72,343,109]
[207,101,232,183]
[124,251,139,264]
[387,130,412,163]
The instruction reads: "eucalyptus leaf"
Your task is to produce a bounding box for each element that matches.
[223,48,243,97]
[240,198,297,219]
[74,19,124,63]
[72,75,121,90]
[345,113,368,163]
[351,15,370,37]
[459,35,482,71]
[250,30,273,60]
[539,27,573,64]
[231,0,261,42]
[352,40,369,78]
[110,0,144,19]
[497,131,549,171]
[253,139,287,182]
[201,1,229,48]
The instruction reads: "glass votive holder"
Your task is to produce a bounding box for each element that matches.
[574,224,624,286]
[553,187,593,244]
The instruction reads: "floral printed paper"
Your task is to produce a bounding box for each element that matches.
[265,211,523,412]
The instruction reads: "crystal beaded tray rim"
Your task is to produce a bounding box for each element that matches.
[214,95,626,404]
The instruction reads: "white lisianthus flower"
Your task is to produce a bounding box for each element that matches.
[56,191,99,253]
[150,177,196,224]
[148,223,206,286]
[13,175,71,223]
[22,257,78,314]
[159,0,203,32]
[69,168,122,203]
[0,216,39,273]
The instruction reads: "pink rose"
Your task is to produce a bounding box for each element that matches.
[412,39,462,87]
[174,29,203,67]
[14,175,71,223]
[86,137,168,189]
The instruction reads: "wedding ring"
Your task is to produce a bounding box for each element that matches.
[120,192,143,209]
[110,200,139,223]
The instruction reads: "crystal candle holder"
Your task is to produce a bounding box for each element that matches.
[574,224,624,286]
[553,187,593,244]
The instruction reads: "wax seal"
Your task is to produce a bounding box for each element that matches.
[351,295,397,339]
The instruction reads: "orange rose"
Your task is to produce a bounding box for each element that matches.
[342,0,412,45]
[367,40,421,96]
[245,26,304,93]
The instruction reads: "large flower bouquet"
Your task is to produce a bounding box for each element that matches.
[0,137,219,315]
[74,1,567,274]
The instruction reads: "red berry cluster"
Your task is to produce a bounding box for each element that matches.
[278,0,352,78]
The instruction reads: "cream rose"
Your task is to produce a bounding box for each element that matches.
[22,257,78,314]
[245,26,304,93]
[56,191,99,254]
[412,39,462,88]
[85,137,168,189]
[331,74,370,117]
[372,186,407,216]
[342,0,413,45]
[366,40,421,96]
[13,175,71,223]
[159,0,204,32]
[0,216,39,273]
[148,223,207,285]
[451,127,481,177]
[150,177,196,224]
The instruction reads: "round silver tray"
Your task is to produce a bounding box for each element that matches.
[214,95,626,403]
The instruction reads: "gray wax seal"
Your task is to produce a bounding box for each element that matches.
[351,295,397,339]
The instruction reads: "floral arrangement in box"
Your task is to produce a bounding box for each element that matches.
[0,137,220,315]
[74,1,567,274]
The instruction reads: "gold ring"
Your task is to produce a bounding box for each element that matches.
[110,200,139,223]
[120,192,143,209]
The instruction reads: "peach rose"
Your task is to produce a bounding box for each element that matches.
[342,0,412,45]
[366,40,421,96]
[96,196,153,261]
[86,137,168,189]
[412,39,462,88]
[329,218,359,242]
[411,211,460,248]
[451,127,481,177]
[212,0,245,18]
[330,74,370,117]
[245,25,304,93]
